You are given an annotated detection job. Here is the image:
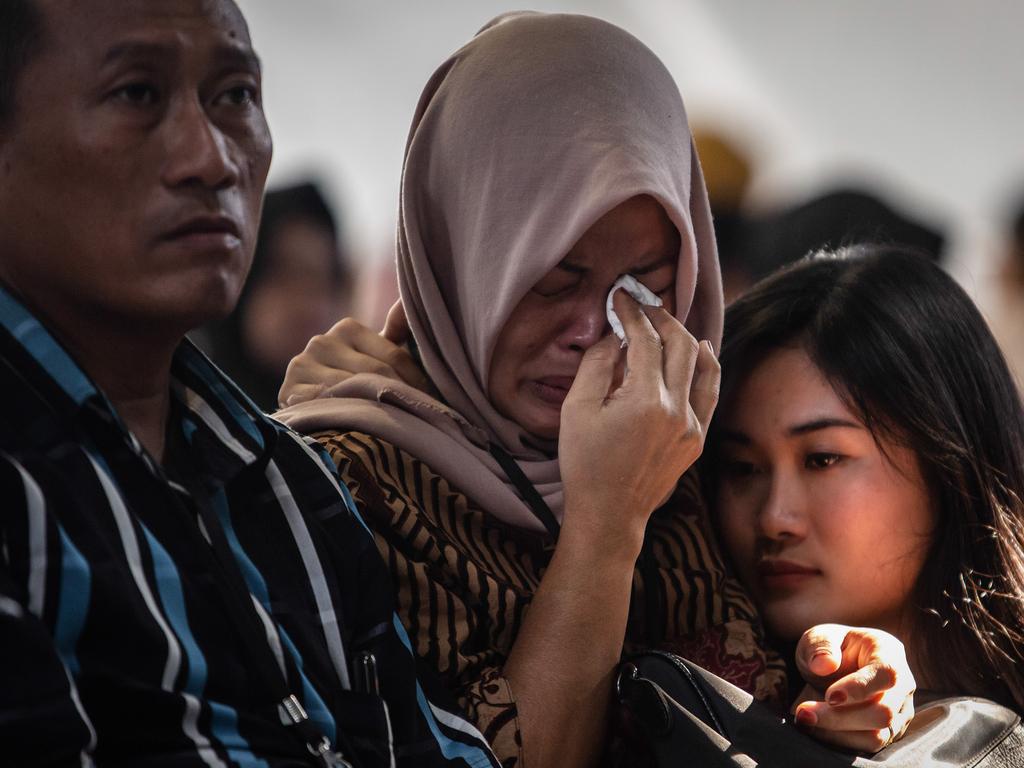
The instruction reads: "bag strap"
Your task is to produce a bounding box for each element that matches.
[488,443,561,538]
[619,652,859,767]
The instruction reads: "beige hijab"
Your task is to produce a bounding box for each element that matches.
[276,11,722,533]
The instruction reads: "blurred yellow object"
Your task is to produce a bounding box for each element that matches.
[693,127,752,211]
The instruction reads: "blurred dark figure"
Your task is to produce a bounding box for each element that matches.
[987,191,1024,389]
[739,187,946,287]
[693,128,755,302]
[199,182,350,410]
[1006,193,1024,287]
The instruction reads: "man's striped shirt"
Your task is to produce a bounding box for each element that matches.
[0,285,497,768]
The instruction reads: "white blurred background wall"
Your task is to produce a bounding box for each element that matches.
[236,0,1024,326]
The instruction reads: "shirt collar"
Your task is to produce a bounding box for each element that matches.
[0,283,277,479]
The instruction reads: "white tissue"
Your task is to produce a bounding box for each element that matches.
[606,274,663,342]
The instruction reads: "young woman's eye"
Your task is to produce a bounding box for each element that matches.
[112,82,160,106]
[806,453,842,470]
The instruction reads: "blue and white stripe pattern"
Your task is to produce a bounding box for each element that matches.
[0,285,498,767]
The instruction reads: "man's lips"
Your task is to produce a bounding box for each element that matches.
[757,559,821,591]
[160,214,242,248]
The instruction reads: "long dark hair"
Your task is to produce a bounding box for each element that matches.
[709,245,1024,709]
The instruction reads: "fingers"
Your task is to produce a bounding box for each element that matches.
[332,317,426,389]
[690,339,719,434]
[830,628,914,707]
[793,625,916,755]
[276,317,428,408]
[795,691,912,732]
[280,382,326,409]
[795,696,914,754]
[613,290,718,440]
[564,334,622,404]
[613,289,664,396]
[825,658,901,707]
[796,721,904,755]
[642,305,718,435]
[795,623,847,683]
[642,305,697,396]
[382,300,411,344]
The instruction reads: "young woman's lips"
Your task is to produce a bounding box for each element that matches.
[757,560,822,592]
[529,376,574,406]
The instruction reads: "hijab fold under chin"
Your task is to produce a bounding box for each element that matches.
[276,11,721,533]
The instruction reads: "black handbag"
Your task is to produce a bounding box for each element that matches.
[616,650,1024,767]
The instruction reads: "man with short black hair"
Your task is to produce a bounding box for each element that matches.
[0,1,497,766]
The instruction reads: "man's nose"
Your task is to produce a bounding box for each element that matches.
[559,293,610,352]
[161,97,238,191]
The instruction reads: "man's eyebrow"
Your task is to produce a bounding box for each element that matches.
[788,418,862,436]
[101,41,176,66]
[101,41,261,75]
[213,45,262,76]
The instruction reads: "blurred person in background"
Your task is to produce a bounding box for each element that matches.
[687,130,948,307]
[199,182,351,410]
[986,190,1024,389]
[693,127,757,303]
[737,187,946,289]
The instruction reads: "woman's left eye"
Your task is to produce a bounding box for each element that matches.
[806,453,842,469]
[531,278,580,298]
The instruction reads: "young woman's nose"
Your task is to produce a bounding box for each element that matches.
[756,471,808,543]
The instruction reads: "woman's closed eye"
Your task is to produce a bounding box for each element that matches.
[531,274,581,298]
[648,281,673,297]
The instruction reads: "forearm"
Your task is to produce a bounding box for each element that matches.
[504,518,643,768]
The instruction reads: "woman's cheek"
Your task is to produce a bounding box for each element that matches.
[717,495,754,573]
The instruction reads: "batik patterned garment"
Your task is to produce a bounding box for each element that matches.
[318,430,786,766]
[0,285,498,768]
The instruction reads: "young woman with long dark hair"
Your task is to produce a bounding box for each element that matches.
[709,246,1024,756]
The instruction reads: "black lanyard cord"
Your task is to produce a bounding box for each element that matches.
[487,443,561,539]
[489,441,666,644]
